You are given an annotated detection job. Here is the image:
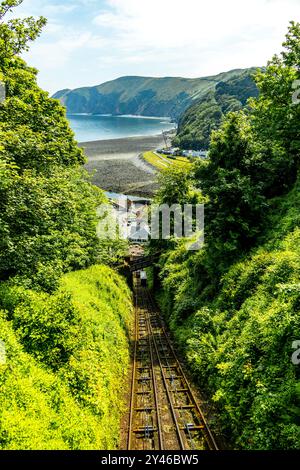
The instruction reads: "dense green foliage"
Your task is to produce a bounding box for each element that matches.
[154,23,300,449]
[193,23,300,273]
[0,1,46,61]
[53,69,256,121]
[0,2,128,289]
[158,190,300,449]
[0,2,133,450]
[174,70,259,150]
[0,265,132,449]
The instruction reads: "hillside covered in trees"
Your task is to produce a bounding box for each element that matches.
[173,70,259,150]
[0,1,131,449]
[152,22,300,449]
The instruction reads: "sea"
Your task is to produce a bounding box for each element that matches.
[67,113,175,143]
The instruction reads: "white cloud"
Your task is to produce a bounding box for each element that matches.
[24,31,95,69]
[89,0,300,79]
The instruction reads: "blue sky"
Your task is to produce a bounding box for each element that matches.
[10,0,300,94]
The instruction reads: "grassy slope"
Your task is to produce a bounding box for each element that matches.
[0,265,133,450]
[157,177,300,449]
[143,151,190,170]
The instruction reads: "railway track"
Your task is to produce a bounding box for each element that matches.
[127,278,218,451]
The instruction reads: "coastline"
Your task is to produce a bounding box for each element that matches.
[79,134,166,197]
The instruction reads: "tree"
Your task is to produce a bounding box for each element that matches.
[0,57,85,171]
[250,21,300,182]
[193,23,300,273]
[156,165,199,206]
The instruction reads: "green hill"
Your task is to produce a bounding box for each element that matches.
[53,69,258,121]
[173,70,259,150]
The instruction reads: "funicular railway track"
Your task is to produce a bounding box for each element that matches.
[127,277,218,451]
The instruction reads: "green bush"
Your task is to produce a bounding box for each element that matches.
[0,312,111,450]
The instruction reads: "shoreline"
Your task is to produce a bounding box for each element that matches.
[79,134,167,197]
[78,134,165,162]
[69,113,175,121]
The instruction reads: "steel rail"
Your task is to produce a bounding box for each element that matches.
[128,277,218,450]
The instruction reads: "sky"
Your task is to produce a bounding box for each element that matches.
[9,0,300,94]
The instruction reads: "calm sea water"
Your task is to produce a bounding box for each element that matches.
[67,113,175,143]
